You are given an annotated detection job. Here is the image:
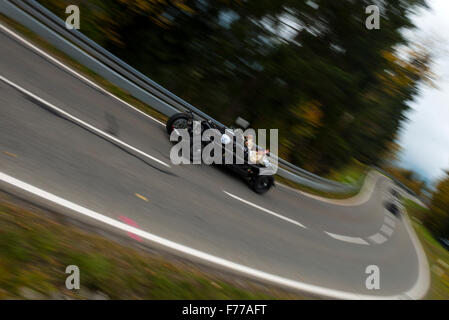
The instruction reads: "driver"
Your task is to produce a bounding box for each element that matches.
[245,134,269,164]
[219,131,269,165]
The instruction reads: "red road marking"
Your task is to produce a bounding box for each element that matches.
[118,215,143,242]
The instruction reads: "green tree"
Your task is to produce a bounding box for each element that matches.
[427,173,449,238]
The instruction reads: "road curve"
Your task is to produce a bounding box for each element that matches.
[0,25,430,299]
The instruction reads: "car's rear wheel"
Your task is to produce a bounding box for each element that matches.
[166,113,190,134]
[252,175,273,194]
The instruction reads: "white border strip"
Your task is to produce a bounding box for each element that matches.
[398,206,431,300]
[368,233,388,245]
[0,75,170,168]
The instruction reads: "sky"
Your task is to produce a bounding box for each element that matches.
[397,0,449,185]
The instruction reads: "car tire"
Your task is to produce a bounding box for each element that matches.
[166,113,190,134]
[252,175,274,194]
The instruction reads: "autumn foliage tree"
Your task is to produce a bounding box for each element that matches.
[384,166,426,196]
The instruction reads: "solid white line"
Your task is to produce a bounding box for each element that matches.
[368,233,388,244]
[0,22,165,127]
[223,191,307,229]
[325,232,370,245]
[0,75,170,168]
[380,224,394,237]
[400,207,431,299]
[1,170,416,300]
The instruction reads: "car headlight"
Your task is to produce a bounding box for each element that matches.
[262,155,271,167]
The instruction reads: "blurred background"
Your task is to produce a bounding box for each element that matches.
[38,0,449,236]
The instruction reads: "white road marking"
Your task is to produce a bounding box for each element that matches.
[369,233,388,244]
[223,191,307,229]
[0,22,165,126]
[385,211,396,221]
[324,232,369,245]
[399,207,431,298]
[0,75,170,168]
[384,215,396,228]
[325,183,399,246]
[380,224,394,237]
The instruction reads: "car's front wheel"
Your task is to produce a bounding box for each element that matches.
[252,175,274,194]
[166,113,191,134]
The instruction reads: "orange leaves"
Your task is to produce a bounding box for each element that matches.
[292,100,323,128]
[173,0,194,14]
[377,48,434,97]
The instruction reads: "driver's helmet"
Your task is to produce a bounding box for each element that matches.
[221,134,232,145]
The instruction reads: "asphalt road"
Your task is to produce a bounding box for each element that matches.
[0,27,429,299]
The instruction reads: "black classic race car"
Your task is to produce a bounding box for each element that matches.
[166,112,275,194]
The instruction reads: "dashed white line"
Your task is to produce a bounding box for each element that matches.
[369,233,388,244]
[324,232,369,245]
[380,224,394,237]
[0,22,166,127]
[0,75,170,168]
[384,215,396,228]
[385,211,396,221]
[223,191,307,229]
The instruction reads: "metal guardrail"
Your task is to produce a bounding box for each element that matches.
[373,166,418,196]
[1,0,358,194]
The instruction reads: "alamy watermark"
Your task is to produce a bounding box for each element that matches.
[169,122,279,175]
[65,5,80,30]
[365,265,380,290]
[366,5,380,30]
[65,265,80,290]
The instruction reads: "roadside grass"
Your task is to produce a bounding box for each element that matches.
[0,14,169,125]
[275,174,359,199]
[326,160,367,186]
[404,200,449,300]
[0,195,305,300]
[403,199,430,225]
